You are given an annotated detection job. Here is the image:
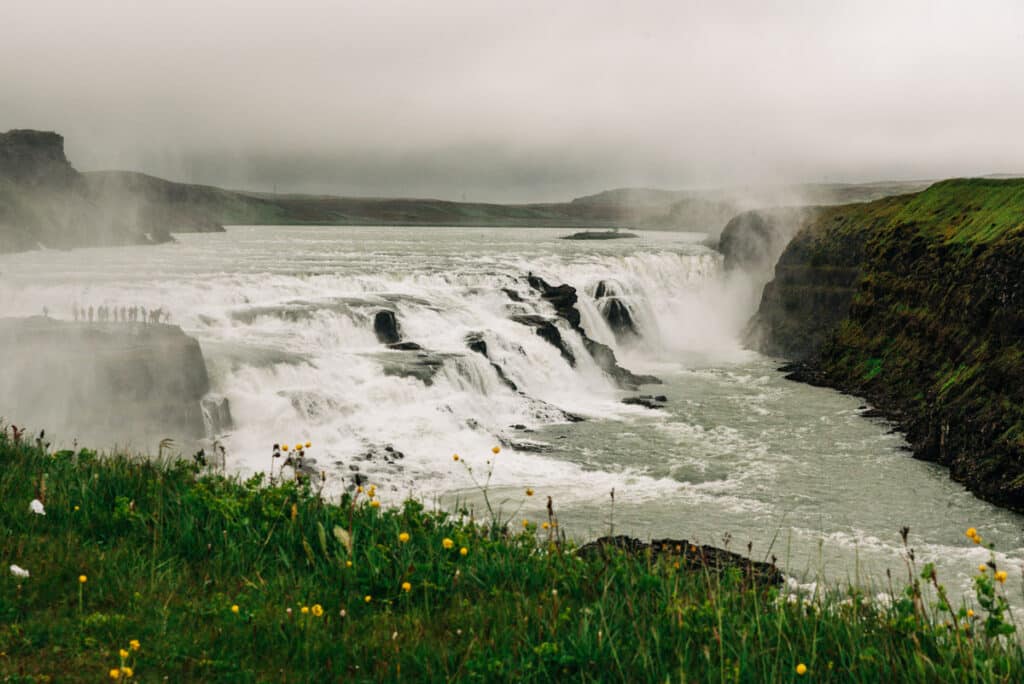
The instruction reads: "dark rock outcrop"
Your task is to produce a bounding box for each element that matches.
[0,317,212,449]
[525,275,660,390]
[717,207,810,274]
[576,535,783,586]
[622,395,668,409]
[592,281,639,341]
[749,180,1024,511]
[465,332,518,391]
[373,310,402,345]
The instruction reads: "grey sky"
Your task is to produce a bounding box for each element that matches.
[3,0,1023,201]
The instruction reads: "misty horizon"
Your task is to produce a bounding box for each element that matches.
[4,0,1024,202]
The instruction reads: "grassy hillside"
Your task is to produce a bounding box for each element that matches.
[750,178,1024,510]
[2,429,1021,681]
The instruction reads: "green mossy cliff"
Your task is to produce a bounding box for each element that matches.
[748,179,1024,511]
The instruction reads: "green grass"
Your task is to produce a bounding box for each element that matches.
[2,431,1022,682]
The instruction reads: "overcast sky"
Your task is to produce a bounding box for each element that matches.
[3,0,1024,201]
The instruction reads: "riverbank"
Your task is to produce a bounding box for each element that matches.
[749,179,1024,512]
[2,429,1020,682]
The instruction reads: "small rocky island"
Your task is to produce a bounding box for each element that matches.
[560,229,638,240]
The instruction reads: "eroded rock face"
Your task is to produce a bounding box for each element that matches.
[373,310,402,345]
[748,181,1024,511]
[0,317,212,449]
[592,281,639,341]
[524,275,660,390]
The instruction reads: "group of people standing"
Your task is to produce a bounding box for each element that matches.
[70,303,169,324]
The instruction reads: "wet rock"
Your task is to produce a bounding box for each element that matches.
[511,315,576,366]
[583,338,660,390]
[502,288,524,302]
[601,298,639,340]
[465,332,519,391]
[373,310,401,345]
[622,395,667,409]
[525,275,660,389]
[576,535,783,586]
[387,341,423,351]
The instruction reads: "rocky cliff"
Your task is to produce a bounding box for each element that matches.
[748,179,1024,511]
[0,317,215,450]
[0,129,224,253]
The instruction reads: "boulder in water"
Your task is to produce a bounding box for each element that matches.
[601,298,639,340]
[373,310,401,345]
[511,315,576,366]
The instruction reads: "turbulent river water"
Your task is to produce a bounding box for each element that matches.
[1,225,1021,595]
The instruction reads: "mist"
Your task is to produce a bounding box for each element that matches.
[3,0,1024,201]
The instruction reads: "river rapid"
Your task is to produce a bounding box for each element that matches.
[1,225,1021,595]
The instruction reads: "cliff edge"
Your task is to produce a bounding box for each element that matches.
[0,129,224,253]
[0,317,214,450]
[748,179,1024,511]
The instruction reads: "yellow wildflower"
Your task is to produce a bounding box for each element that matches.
[79,575,87,584]
[402,581,412,592]
[973,534,982,545]
[230,604,239,614]
[522,519,529,529]
[995,570,1008,583]
[796,663,807,676]
[74,505,80,511]
[967,609,975,618]
[305,441,312,448]
[356,485,364,494]
[399,532,410,543]
[282,444,289,451]
[129,640,140,651]
[301,606,310,614]
[109,669,121,680]
[525,488,534,496]
[368,485,377,497]
[460,547,468,557]
[452,454,459,461]
[491,446,501,454]
[442,538,454,549]
[370,499,381,508]
[120,667,133,678]
[979,564,988,573]
[346,560,353,568]
[966,527,977,539]
[119,648,129,659]
[312,604,324,617]
[541,522,550,530]
[364,595,372,603]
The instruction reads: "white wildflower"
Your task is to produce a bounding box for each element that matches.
[10,564,30,578]
[29,499,45,516]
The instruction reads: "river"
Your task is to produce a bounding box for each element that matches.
[0,225,1020,595]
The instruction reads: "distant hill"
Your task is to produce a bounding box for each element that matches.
[0,130,223,253]
[0,128,937,254]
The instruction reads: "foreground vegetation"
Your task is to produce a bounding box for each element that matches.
[1,428,1021,682]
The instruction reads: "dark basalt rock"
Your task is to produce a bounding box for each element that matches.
[576,535,783,586]
[601,298,639,340]
[511,315,576,366]
[583,338,660,390]
[622,395,668,409]
[373,310,402,345]
[525,275,660,389]
[387,341,423,351]
[465,332,518,391]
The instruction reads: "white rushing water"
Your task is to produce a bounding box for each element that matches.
[0,225,1021,595]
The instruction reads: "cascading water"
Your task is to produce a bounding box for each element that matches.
[1,225,1021,594]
